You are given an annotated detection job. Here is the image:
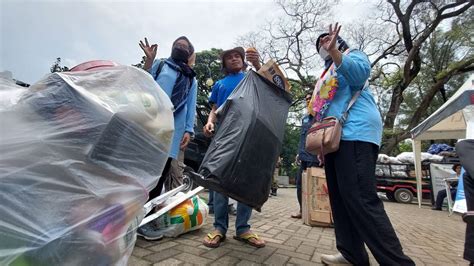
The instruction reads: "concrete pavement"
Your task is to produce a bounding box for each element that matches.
[129,188,468,265]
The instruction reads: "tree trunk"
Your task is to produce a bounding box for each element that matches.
[380,81,443,155]
[380,131,411,155]
[383,81,405,130]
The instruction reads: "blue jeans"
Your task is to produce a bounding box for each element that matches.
[213,191,252,236]
[208,190,214,212]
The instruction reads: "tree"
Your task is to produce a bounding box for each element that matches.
[193,49,225,107]
[237,0,472,155]
[235,0,338,170]
[50,57,69,73]
[376,0,473,153]
[281,124,301,180]
[236,0,337,96]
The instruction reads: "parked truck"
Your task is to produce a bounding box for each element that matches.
[375,163,433,204]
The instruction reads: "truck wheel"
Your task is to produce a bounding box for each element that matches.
[394,188,413,204]
[386,192,396,202]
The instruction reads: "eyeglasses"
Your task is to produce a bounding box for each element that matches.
[305,98,311,101]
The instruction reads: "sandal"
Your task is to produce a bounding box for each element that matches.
[203,231,226,248]
[233,231,265,248]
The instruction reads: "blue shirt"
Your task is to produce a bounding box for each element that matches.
[209,72,245,108]
[150,59,197,159]
[324,50,383,146]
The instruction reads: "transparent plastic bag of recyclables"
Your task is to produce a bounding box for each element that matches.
[0,66,174,265]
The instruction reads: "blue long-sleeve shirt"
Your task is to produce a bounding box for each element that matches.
[149,59,197,159]
[324,50,382,146]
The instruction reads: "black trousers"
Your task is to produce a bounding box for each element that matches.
[148,157,173,201]
[456,140,474,263]
[434,188,457,209]
[324,140,414,266]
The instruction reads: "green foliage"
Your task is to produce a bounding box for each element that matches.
[381,70,403,88]
[397,140,412,153]
[50,57,69,73]
[398,20,473,128]
[193,49,224,107]
[378,8,473,153]
[288,79,313,112]
[281,124,301,179]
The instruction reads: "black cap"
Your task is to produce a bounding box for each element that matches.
[316,33,348,52]
[316,33,329,52]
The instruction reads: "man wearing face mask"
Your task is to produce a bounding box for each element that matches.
[312,24,414,265]
[137,36,197,240]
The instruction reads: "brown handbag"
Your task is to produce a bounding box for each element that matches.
[305,116,342,156]
[305,89,363,156]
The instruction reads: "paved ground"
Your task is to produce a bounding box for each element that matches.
[129,188,469,265]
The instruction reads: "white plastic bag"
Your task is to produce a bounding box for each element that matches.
[154,194,209,237]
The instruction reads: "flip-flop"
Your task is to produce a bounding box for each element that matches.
[233,232,265,248]
[203,231,226,248]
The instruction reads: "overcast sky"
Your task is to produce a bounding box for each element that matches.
[1,0,373,84]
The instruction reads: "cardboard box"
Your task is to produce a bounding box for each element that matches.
[302,167,333,227]
[257,59,291,91]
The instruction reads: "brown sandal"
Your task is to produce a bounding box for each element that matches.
[233,231,265,248]
[203,231,226,248]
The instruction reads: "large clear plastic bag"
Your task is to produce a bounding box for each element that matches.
[0,66,174,265]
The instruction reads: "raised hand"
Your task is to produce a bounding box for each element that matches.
[139,37,158,60]
[245,48,261,70]
[320,23,342,52]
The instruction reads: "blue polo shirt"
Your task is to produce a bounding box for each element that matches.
[208,72,245,108]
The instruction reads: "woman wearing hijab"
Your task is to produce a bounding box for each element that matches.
[312,23,414,265]
[137,36,198,240]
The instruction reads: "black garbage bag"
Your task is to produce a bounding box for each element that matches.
[195,71,291,211]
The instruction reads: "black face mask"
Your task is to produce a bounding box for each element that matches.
[171,47,190,63]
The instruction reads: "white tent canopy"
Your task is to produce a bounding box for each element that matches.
[411,74,474,207]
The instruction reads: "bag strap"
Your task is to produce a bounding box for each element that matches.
[320,129,325,163]
[340,79,369,125]
[153,59,166,80]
